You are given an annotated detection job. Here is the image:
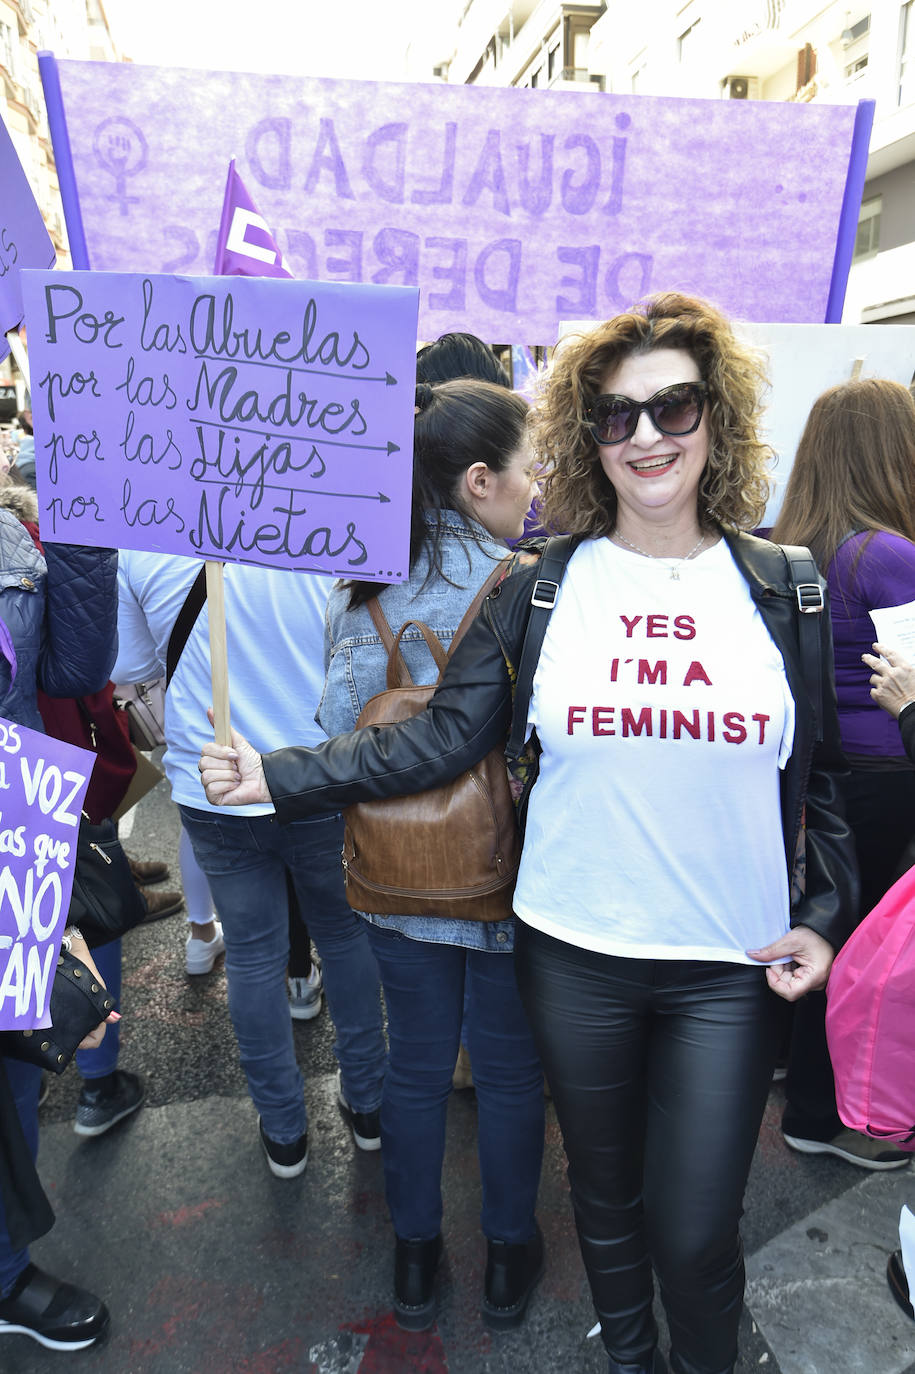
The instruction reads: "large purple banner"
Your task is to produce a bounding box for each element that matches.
[0,113,55,359]
[0,718,93,1031]
[20,270,419,578]
[50,61,858,340]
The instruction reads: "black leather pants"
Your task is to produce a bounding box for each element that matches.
[515,923,778,1374]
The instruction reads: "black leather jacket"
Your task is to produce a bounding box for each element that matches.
[265,529,857,952]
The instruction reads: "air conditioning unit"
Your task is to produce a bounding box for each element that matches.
[722,75,759,99]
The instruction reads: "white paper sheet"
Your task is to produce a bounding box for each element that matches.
[869,601,915,659]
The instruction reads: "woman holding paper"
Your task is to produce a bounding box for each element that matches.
[201,293,857,1374]
[772,376,915,1169]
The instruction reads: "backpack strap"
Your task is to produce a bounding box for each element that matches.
[165,565,208,688]
[366,599,414,689]
[506,534,579,762]
[448,558,512,658]
[368,557,511,692]
[778,542,825,745]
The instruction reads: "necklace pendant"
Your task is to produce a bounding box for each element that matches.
[670,566,680,580]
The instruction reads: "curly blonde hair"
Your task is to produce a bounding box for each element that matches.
[530,292,772,536]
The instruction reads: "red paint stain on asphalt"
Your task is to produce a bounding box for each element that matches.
[154,1197,228,1227]
[347,1312,449,1372]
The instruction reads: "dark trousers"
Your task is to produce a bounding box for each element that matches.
[366,924,544,1244]
[784,765,915,1139]
[515,923,778,1374]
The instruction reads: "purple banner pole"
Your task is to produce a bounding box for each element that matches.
[824,98,875,324]
[37,51,91,272]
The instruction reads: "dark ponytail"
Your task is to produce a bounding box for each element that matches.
[344,378,528,609]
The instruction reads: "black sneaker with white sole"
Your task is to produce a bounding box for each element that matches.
[257,1117,309,1178]
[73,1070,145,1138]
[336,1070,381,1151]
[0,1264,109,1350]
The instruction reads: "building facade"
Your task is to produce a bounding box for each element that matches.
[0,0,120,412]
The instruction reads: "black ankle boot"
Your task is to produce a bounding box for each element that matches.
[393,1234,442,1332]
[607,1349,668,1374]
[481,1222,544,1330]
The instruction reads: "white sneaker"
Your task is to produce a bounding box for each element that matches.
[185,921,225,975]
[288,964,323,1020]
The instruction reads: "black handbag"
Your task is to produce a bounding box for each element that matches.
[70,817,146,948]
[0,949,115,1073]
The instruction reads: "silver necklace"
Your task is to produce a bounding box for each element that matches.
[613,530,706,580]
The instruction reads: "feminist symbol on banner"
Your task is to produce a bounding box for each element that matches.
[93,116,148,217]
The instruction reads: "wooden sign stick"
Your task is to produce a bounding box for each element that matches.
[205,561,232,746]
[850,357,865,379]
[4,328,30,392]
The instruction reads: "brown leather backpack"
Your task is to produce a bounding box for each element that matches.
[341,562,520,922]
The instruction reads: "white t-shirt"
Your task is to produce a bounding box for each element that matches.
[512,537,795,962]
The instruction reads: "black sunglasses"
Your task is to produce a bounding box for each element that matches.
[585,382,709,446]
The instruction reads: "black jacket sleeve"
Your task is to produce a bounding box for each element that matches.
[899,702,915,765]
[263,601,515,823]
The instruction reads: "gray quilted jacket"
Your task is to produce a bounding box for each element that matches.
[0,490,118,731]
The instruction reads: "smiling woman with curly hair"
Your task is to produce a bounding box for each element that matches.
[198,290,857,1374]
[532,291,772,537]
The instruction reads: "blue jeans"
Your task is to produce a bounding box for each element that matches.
[178,807,385,1144]
[0,1057,41,1295]
[75,938,122,1079]
[366,923,544,1243]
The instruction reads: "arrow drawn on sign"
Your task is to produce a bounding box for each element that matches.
[192,418,401,454]
[192,478,391,503]
[194,354,398,385]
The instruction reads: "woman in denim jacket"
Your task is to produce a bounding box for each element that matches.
[318,379,543,1333]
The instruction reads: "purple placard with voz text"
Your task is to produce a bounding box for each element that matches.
[20,271,419,578]
[0,717,93,1032]
[0,113,56,360]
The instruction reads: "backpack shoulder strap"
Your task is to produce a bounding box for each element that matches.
[777,542,825,744]
[448,558,512,658]
[165,565,208,687]
[506,534,579,762]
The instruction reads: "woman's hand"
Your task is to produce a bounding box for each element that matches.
[862,644,915,719]
[67,933,120,1050]
[198,708,271,807]
[746,926,834,1002]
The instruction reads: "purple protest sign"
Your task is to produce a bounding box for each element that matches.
[45,60,858,339]
[20,270,418,578]
[0,113,56,361]
[0,717,93,1031]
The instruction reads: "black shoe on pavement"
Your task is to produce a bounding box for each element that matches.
[607,1351,668,1374]
[481,1221,544,1330]
[888,1250,914,1320]
[782,1126,912,1170]
[393,1234,443,1332]
[73,1070,145,1138]
[257,1116,309,1178]
[336,1070,381,1151]
[0,1264,109,1350]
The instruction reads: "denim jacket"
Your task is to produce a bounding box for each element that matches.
[317,509,515,951]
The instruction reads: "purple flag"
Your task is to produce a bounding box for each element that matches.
[213,158,293,278]
[0,719,93,1031]
[0,112,56,361]
[20,268,419,581]
[45,61,860,339]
